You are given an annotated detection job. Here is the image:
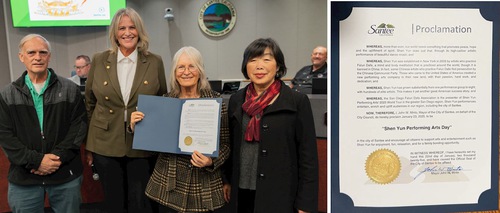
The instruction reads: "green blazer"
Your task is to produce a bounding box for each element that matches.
[85,50,168,157]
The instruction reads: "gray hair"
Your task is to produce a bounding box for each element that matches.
[169,46,211,96]
[18,34,51,53]
[76,55,91,64]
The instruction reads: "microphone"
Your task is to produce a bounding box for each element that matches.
[91,164,99,181]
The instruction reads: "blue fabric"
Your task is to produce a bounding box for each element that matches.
[8,175,82,213]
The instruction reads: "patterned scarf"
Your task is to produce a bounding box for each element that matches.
[242,80,281,142]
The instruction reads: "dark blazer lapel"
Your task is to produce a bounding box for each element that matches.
[231,88,246,124]
[105,52,124,103]
[129,53,149,104]
[264,82,297,114]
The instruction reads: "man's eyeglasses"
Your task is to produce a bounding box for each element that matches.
[176,65,197,73]
[74,64,89,69]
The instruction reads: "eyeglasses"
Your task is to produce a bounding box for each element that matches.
[74,64,89,69]
[176,65,197,73]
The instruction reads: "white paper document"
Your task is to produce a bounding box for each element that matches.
[178,99,220,154]
[133,95,222,157]
[339,7,492,207]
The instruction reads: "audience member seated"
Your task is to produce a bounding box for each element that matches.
[69,55,91,87]
[291,46,327,94]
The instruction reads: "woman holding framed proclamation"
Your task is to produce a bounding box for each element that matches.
[130,46,230,213]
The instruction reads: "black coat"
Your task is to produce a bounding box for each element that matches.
[226,82,318,213]
[0,69,87,185]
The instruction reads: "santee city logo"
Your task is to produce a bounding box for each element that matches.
[368,23,395,36]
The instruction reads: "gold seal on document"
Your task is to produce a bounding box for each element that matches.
[184,136,193,146]
[365,149,401,184]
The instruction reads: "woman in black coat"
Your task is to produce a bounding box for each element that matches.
[224,38,318,213]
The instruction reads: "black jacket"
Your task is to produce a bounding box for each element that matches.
[0,69,87,185]
[226,81,319,212]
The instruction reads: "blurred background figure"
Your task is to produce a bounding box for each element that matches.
[291,46,327,94]
[69,54,91,87]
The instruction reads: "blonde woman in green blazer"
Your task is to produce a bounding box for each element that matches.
[84,8,167,213]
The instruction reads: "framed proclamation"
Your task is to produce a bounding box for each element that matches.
[330,2,499,212]
[132,95,222,157]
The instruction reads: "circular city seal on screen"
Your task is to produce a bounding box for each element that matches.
[198,0,237,37]
[365,148,401,184]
